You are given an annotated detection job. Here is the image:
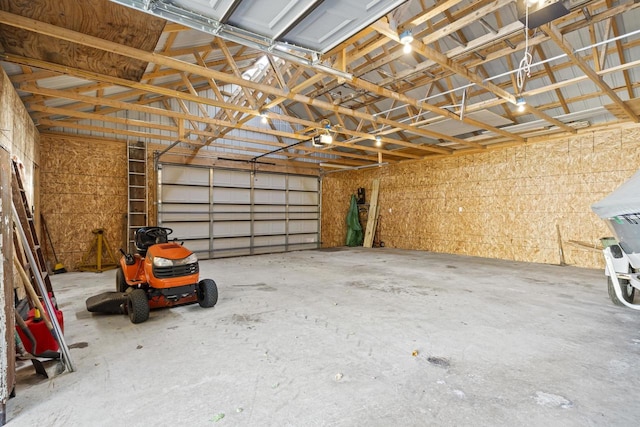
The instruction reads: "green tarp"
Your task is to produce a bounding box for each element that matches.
[345,194,363,246]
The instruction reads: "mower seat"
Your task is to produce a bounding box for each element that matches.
[135,227,169,256]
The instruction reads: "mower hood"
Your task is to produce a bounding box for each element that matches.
[147,242,194,260]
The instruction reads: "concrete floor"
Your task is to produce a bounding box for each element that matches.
[5,248,640,426]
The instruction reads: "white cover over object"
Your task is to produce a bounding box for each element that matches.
[591,169,640,219]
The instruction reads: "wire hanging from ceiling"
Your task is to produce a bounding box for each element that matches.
[516,2,533,91]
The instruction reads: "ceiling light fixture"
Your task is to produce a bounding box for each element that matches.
[260,110,268,124]
[399,30,413,54]
[375,135,382,147]
[516,97,527,113]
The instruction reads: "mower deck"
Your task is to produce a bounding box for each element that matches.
[86,292,127,314]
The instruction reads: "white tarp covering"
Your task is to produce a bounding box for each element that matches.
[592,169,640,219]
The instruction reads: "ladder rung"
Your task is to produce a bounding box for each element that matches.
[129,199,146,202]
[129,185,145,189]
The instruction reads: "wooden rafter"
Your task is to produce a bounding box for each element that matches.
[534,45,570,115]
[398,0,465,31]
[214,38,257,110]
[542,23,639,123]
[605,0,634,99]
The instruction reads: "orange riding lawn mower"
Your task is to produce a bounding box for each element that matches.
[86,227,218,323]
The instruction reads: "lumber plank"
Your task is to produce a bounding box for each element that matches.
[363,179,380,248]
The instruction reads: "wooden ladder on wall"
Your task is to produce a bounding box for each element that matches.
[127,141,147,252]
[11,159,75,373]
[11,160,54,297]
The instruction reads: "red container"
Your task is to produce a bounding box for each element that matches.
[16,307,64,355]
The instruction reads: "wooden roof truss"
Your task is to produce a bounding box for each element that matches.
[0,0,639,169]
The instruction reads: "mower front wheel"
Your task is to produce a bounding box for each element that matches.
[127,289,150,324]
[116,268,128,293]
[197,279,218,308]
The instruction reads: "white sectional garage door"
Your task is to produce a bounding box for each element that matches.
[157,164,320,259]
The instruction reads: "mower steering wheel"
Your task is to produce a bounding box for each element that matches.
[145,227,173,242]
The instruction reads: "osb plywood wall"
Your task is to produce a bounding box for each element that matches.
[39,134,128,270]
[39,134,159,270]
[0,68,39,203]
[322,126,640,269]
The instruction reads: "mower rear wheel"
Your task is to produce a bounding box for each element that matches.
[608,276,635,306]
[197,279,218,308]
[127,289,149,323]
[116,268,128,293]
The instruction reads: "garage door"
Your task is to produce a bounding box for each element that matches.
[157,164,320,259]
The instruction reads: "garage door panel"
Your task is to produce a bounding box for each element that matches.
[213,169,250,187]
[213,221,251,238]
[163,165,210,186]
[213,187,250,204]
[254,189,285,205]
[289,212,318,220]
[254,173,285,190]
[254,220,285,235]
[160,203,210,222]
[289,219,318,234]
[160,221,209,239]
[254,235,285,247]
[289,176,318,191]
[288,234,319,245]
[184,239,211,254]
[161,212,209,222]
[163,185,209,203]
[161,203,210,213]
[213,237,251,250]
[289,191,318,205]
[213,237,252,257]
